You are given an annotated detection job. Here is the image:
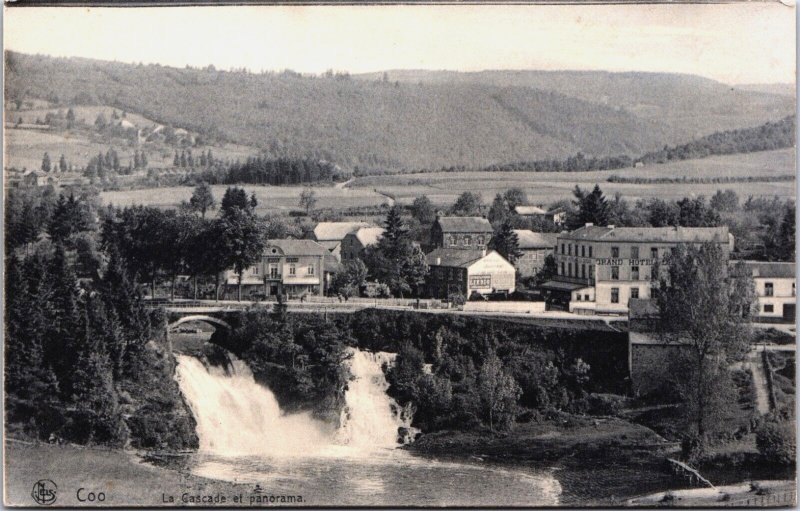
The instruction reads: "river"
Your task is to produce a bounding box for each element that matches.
[174,350,562,506]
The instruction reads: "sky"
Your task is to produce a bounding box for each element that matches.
[3,4,796,85]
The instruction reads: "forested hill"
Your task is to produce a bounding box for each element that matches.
[5,52,793,173]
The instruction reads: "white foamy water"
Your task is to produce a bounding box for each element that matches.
[336,350,412,449]
[174,355,331,457]
[174,348,561,506]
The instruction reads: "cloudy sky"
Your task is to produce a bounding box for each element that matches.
[4,4,796,84]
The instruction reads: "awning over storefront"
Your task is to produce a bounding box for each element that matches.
[540,280,587,292]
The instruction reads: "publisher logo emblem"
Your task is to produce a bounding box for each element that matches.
[31,480,57,505]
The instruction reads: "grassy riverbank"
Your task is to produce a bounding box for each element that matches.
[4,440,254,507]
[406,416,681,505]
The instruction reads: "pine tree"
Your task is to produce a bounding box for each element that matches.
[59,154,67,172]
[174,151,180,167]
[189,182,216,219]
[489,220,523,264]
[41,152,52,172]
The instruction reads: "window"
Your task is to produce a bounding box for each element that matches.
[477,236,484,246]
[631,287,639,299]
[793,283,796,297]
[568,244,572,256]
[584,294,590,301]
[611,246,619,258]
[611,288,619,304]
[765,282,774,297]
[589,265,594,278]
[289,264,296,276]
[308,265,315,275]
[560,262,565,275]
[651,247,658,259]
[588,246,593,258]
[449,236,456,247]
[581,264,586,279]
[611,266,619,280]
[561,243,566,255]
[764,304,774,313]
[252,265,259,275]
[568,263,573,277]
[464,235,471,246]
[270,265,279,278]
[631,246,639,259]
[631,266,639,280]
[581,245,585,257]
[576,294,581,301]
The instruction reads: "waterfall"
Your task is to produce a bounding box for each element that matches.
[337,349,415,449]
[174,348,414,458]
[174,355,330,457]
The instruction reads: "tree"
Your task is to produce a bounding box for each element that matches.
[410,195,436,225]
[41,152,51,172]
[647,198,680,227]
[299,188,317,215]
[331,259,368,298]
[489,220,522,264]
[450,192,482,216]
[776,203,795,262]
[173,151,180,167]
[478,351,521,432]
[94,112,107,129]
[66,108,75,128]
[188,182,216,219]
[215,208,265,301]
[58,154,67,172]
[571,184,609,228]
[677,197,721,227]
[220,186,252,217]
[364,206,429,297]
[654,243,754,452]
[710,190,739,213]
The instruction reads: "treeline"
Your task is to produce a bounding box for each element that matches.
[196,157,344,186]
[640,115,796,164]
[5,240,197,449]
[343,310,629,432]
[607,174,796,185]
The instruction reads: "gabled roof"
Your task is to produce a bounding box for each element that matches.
[514,205,547,215]
[313,221,372,241]
[426,248,486,267]
[351,227,385,247]
[266,239,330,257]
[513,230,558,250]
[741,261,796,279]
[560,225,731,243]
[435,216,493,233]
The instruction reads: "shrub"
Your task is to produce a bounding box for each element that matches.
[755,416,795,465]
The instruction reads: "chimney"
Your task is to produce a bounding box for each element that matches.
[436,257,441,265]
[585,223,593,227]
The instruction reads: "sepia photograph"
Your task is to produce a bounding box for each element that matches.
[2,2,797,507]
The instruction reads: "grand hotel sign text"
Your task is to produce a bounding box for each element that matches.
[595,258,658,266]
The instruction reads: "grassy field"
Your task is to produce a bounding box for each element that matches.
[100,184,392,214]
[97,149,794,213]
[4,126,257,173]
[350,149,796,207]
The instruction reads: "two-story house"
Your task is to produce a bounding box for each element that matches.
[224,239,330,299]
[741,261,796,323]
[430,216,493,251]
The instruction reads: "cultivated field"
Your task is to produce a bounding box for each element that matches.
[100,184,392,214]
[97,149,794,213]
[4,126,256,172]
[350,149,796,207]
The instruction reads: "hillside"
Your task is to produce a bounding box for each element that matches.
[5,52,794,173]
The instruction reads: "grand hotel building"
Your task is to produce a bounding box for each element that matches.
[543,224,735,314]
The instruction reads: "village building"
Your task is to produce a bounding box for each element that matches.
[341,227,385,262]
[224,239,331,299]
[430,216,493,250]
[513,230,558,277]
[543,224,734,314]
[313,221,372,261]
[23,170,58,187]
[514,205,567,226]
[425,248,516,299]
[741,261,796,323]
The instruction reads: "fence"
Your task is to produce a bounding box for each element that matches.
[722,490,796,507]
[463,301,546,315]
